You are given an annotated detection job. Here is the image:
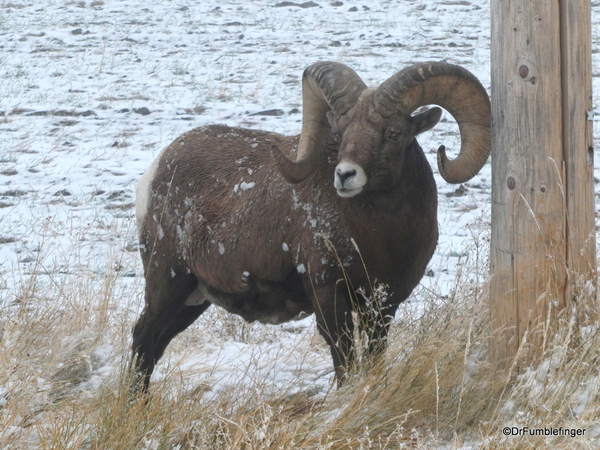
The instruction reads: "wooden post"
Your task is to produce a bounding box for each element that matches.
[560,0,596,304]
[490,0,596,366]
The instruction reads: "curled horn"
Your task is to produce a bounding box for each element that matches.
[374,62,491,184]
[272,61,367,183]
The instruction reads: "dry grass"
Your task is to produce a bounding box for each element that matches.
[0,239,599,449]
[302,282,600,450]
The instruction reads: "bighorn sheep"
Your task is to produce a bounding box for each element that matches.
[131,61,491,391]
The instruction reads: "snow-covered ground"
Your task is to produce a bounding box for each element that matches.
[0,0,598,400]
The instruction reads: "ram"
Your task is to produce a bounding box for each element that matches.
[131,61,491,391]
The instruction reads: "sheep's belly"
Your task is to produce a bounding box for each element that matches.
[185,279,314,325]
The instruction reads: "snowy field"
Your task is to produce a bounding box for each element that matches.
[0,0,599,446]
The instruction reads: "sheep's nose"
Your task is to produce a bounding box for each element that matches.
[334,162,366,196]
[336,167,356,186]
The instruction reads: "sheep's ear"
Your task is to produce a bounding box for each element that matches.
[410,107,442,135]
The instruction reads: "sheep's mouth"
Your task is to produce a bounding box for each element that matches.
[336,187,363,198]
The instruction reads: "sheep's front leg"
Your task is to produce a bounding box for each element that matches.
[358,295,399,359]
[360,307,393,361]
[311,284,355,387]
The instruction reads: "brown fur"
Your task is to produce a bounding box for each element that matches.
[131,118,439,391]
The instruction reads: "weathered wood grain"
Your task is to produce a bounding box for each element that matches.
[560,0,597,307]
[490,0,595,366]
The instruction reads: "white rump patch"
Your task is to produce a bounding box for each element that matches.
[135,146,168,236]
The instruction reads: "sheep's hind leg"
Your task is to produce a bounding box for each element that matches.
[131,269,210,393]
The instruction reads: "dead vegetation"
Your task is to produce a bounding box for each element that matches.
[0,239,598,449]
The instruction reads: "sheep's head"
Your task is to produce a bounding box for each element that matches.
[328,93,443,197]
[272,61,491,197]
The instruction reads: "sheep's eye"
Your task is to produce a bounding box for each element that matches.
[389,132,400,141]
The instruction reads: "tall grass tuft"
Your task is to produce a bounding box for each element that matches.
[0,238,599,449]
